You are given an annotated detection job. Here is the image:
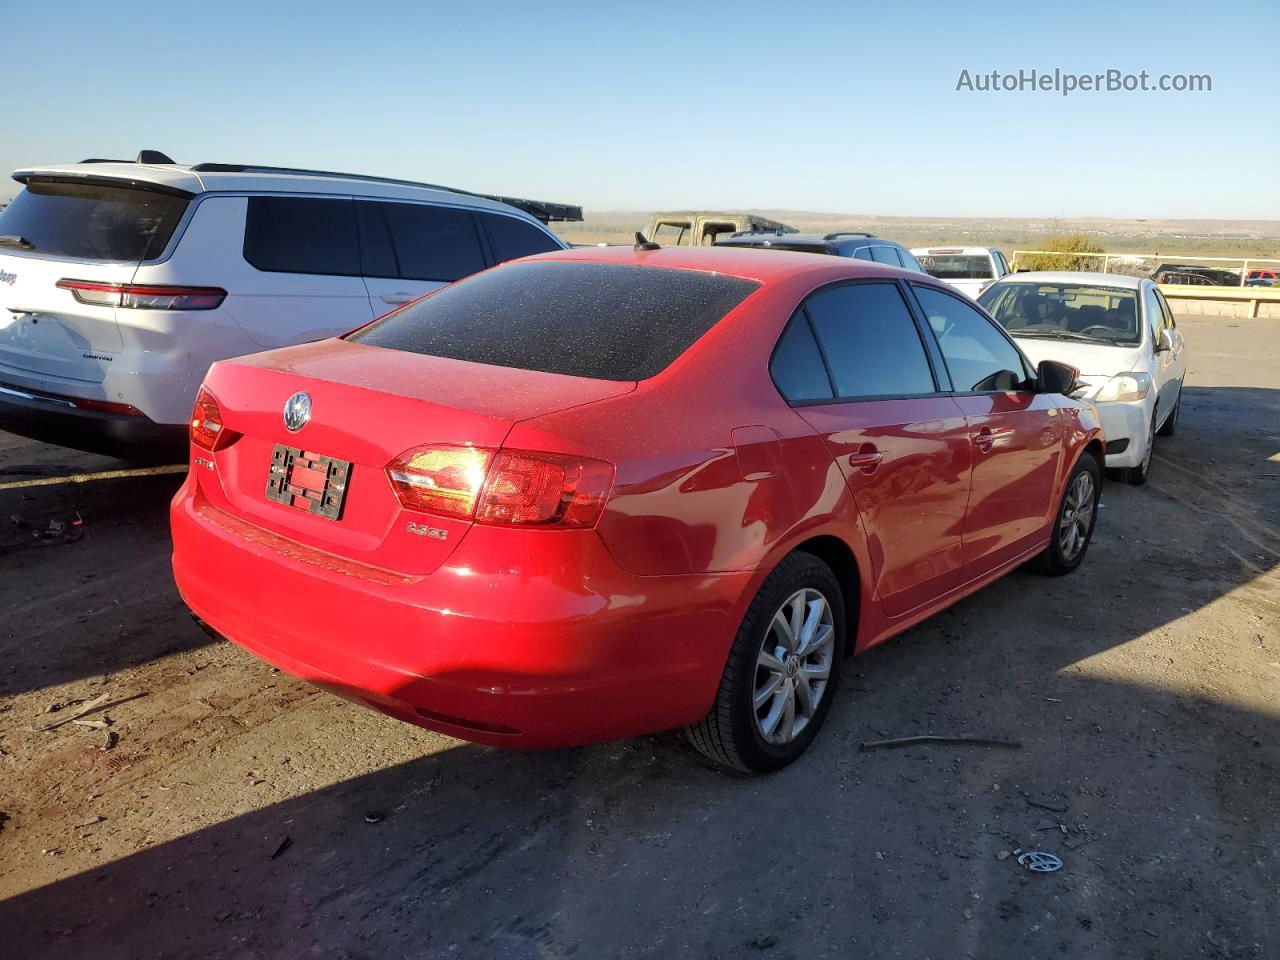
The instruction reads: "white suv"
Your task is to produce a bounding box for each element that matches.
[911,246,1011,299]
[0,153,577,456]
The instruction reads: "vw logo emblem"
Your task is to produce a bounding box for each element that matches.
[283,391,312,432]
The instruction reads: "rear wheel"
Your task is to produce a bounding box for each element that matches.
[1031,453,1101,575]
[686,552,846,773]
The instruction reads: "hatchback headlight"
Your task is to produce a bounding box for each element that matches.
[1094,372,1152,403]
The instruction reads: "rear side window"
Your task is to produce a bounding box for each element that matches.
[804,282,936,399]
[771,317,834,403]
[244,197,359,276]
[0,179,189,261]
[851,246,874,262]
[898,248,924,272]
[913,284,1028,392]
[348,261,759,381]
[375,202,486,282]
[869,246,900,266]
[480,213,561,263]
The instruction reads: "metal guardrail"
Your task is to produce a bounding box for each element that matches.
[1156,284,1280,318]
[1009,250,1280,285]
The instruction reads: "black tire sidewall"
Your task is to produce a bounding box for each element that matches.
[729,556,846,772]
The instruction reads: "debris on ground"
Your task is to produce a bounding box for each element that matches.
[33,693,110,731]
[268,836,292,860]
[1024,795,1069,814]
[1016,851,1063,873]
[859,735,1022,751]
[364,811,385,824]
[75,815,106,828]
[101,731,119,751]
[71,718,111,730]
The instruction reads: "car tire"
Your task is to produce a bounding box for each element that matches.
[686,551,846,774]
[1031,452,1102,576]
[1120,410,1157,486]
[1156,388,1181,437]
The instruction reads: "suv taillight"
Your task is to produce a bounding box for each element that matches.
[58,279,227,310]
[190,387,232,451]
[387,445,614,529]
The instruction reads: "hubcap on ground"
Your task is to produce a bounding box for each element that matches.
[753,588,835,745]
[1059,471,1096,561]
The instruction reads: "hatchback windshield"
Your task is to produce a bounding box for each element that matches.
[917,254,994,280]
[348,260,760,381]
[980,282,1141,345]
[0,178,190,261]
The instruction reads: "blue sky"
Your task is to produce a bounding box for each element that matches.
[5,0,1276,218]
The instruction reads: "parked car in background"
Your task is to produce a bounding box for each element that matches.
[979,271,1186,485]
[0,152,579,457]
[173,245,1103,773]
[715,231,924,271]
[644,212,796,246]
[1153,263,1240,286]
[911,246,1011,298]
[1245,269,1277,287]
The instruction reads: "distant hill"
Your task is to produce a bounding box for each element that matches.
[552,211,1280,259]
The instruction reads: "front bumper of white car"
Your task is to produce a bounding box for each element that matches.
[1095,398,1154,468]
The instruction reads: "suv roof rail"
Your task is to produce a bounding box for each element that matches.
[188,163,583,222]
[823,231,876,241]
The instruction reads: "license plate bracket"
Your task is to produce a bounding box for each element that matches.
[265,444,351,521]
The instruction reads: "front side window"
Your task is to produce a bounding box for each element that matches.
[0,178,189,262]
[244,196,359,276]
[348,261,759,381]
[1142,285,1164,344]
[481,213,561,263]
[914,284,1027,392]
[803,282,936,399]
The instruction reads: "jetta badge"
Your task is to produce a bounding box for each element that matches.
[283,391,312,432]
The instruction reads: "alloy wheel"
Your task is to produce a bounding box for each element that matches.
[1059,471,1096,561]
[753,588,835,745]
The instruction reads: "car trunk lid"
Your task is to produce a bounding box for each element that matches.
[197,338,635,575]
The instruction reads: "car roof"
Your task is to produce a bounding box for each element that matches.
[10,161,571,221]
[992,271,1145,289]
[522,244,924,285]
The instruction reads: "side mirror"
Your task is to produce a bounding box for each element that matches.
[1036,359,1080,395]
[1155,328,1173,353]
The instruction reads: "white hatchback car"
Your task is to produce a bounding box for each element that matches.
[978,271,1187,484]
[911,246,1011,299]
[0,153,577,457]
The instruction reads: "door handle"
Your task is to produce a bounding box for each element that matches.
[381,292,416,305]
[848,447,883,474]
[973,426,995,453]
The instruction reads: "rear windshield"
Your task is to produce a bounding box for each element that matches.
[917,254,994,280]
[347,260,760,381]
[0,178,190,262]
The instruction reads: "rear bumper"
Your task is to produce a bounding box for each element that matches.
[0,384,186,458]
[171,476,752,748]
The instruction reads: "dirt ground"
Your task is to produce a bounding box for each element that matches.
[0,312,1276,960]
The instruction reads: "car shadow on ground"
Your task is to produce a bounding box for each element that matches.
[2,386,1278,959]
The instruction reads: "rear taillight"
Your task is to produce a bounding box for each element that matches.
[58,279,227,310]
[387,445,614,528]
[190,387,232,451]
[387,445,495,519]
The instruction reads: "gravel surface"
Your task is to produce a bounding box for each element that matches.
[0,313,1276,960]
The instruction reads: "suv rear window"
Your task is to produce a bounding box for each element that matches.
[0,178,189,261]
[479,212,561,262]
[348,261,759,381]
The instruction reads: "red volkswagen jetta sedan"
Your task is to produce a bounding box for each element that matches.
[171,246,1102,772]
